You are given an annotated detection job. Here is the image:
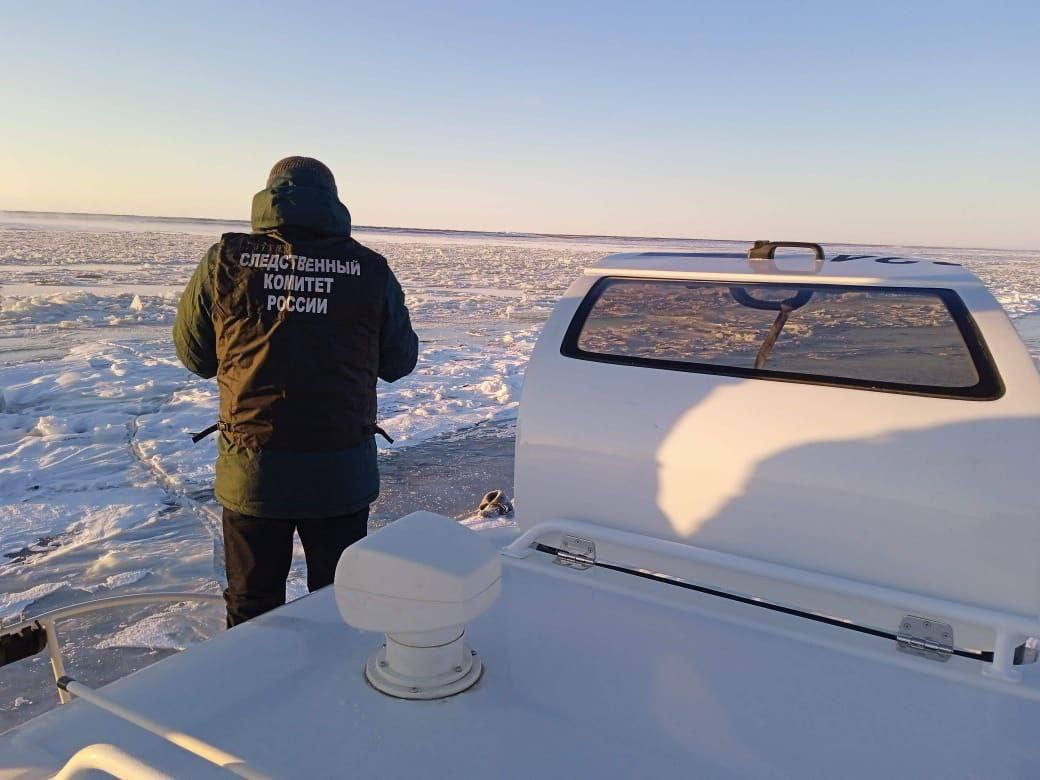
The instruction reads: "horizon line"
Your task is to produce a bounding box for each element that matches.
[0,208,1028,255]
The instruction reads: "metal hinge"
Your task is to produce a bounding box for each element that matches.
[1016,637,1039,665]
[553,535,596,570]
[897,615,954,662]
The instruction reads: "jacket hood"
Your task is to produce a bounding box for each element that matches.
[250,175,351,237]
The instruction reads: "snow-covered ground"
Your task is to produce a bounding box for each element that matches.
[1,210,1039,730]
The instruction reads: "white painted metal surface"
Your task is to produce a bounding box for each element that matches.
[3,552,1040,778]
[504,518,1040,681]
[590,249,987,285]
[516,250,1040,652]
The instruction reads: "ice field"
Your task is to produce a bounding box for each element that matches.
[1,210,1039,729]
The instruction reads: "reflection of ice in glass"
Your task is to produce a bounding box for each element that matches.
[577,281,979,387]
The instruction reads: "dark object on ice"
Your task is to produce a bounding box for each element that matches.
[478,490,513,518]
[0,623,47,667]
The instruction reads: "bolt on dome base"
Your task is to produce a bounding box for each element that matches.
[365,644,483,700]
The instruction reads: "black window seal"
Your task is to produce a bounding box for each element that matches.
[560,277,1005,401]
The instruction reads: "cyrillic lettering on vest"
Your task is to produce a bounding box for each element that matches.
[212,232,388,451]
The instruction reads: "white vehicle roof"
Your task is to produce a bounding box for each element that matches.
[589,248,983,287]
[3,543,1040,778]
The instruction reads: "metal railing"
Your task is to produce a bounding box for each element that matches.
[2,592,224,704]
[55,677,267,778]
[53,743,174,780]
[1,591,269,777]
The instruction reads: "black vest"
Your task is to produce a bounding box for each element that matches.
[212,232,388,451]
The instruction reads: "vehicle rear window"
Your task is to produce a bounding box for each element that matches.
[563,279,1002,399]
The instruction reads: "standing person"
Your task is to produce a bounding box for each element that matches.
[173,156,418,627]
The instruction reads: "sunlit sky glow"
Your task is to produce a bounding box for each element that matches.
[1,1,1037,248]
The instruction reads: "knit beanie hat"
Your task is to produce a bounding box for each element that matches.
[266,156,337,193]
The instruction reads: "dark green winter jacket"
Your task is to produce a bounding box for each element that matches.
[173,176,418,518]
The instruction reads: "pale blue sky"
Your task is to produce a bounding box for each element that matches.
[1,1,1037,248]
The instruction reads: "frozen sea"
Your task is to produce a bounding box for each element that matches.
[1,210,1039,730]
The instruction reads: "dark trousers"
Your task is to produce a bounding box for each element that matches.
[221,506,369,628]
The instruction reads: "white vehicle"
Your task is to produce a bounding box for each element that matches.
[2,241,1039,778]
